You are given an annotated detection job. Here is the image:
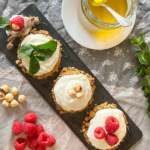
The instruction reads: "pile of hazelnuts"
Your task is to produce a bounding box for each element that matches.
[0,85,26,107]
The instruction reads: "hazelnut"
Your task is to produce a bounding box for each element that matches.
[0,89,5,100]
[5,93,14,102]
[18,95,26,102]
[74,84,81,91]
[11,87,18,95]
[1,85,9,93]
[7,43,14,50]
[76,91,84,98]
[11,100,19,107]
[68,89,76,97]
[2,100,10,107]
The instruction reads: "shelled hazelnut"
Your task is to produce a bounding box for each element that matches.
[11,87,18,96]
[11,100,19,107]
[18,95,26,102]
[0,89,5,100]
[69,84,84,98]
[1,85,9,93]
[5,93,14,102]
[2,100,10,107]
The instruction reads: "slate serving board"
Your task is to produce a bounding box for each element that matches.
[0,4,142,150]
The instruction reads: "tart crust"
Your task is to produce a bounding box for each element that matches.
[51,67,95,114]
[81,102,128,150]
[16,29,62,79]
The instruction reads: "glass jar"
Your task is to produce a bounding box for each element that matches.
[78,0,138,42]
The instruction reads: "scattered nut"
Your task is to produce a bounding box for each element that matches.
[1,85,9,93]
[18,95,26,102]
[5,93,14,102]
[73,84,82,92]
[2,100,10,107]
[68,89,76,97]
[11,100,19,107]
[76,91,84,98]
[0,89,5,100]
[11,87,18,95]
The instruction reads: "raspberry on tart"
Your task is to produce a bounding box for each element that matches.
[94,127,106,139]
[10,16,24,32]
[105,117,120,134]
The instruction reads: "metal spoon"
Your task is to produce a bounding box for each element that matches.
[90,1,132,27]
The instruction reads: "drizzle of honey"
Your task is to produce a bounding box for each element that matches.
[88,0,128,23]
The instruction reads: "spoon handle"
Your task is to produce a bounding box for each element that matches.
[102,4,132,27]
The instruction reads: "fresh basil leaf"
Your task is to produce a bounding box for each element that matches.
[37,40,57,52]
[29,55,40,75]
[19,44,34,57]
[0,17,10,28]
[131,37,140,46]
[142,75,150,87]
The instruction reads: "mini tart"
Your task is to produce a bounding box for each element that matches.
[16,29,62,79]
[81,102,128,150]
[52,67,95,114]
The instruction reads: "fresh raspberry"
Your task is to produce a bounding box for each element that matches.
[94,127,106,139]
[14,138,26,150]
[24,112,37,123]
[48,135,56,147]
[12,121,22,135]
[27,137,38,149]
[10,16,24,32]
[105,117,120,134]
[35,145,46,150]
[37,132,50,146]
[105,133,119,146]
[22,122,36,137]
[35,125,44,137]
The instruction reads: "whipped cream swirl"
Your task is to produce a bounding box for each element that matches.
[87,109,127,150]
[54,74,92,111]
[20,34,60,76]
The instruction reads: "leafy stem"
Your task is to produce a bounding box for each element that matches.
[131,33,150,119]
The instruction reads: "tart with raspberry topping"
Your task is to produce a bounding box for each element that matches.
[81,102,128,150]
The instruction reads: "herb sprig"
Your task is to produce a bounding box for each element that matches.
[0,17,11,31]
[19,40,57,75]
[131,33,150,118]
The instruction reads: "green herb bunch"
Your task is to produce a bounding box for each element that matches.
[19,40,57,75]
[0,17,12,31]
[131,33,150,118]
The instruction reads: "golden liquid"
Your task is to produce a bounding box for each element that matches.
[88,0,128,23]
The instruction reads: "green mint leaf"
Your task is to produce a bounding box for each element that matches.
[145,66,150,76]
[33,51,45,61]
[137,51,146,65]
[0,17,11,30]
[4,25,12,31]
[141,41,148,51]
[131,37,140,46]
[29,55,40,75]
[37,40,57,51]
[19,44,34,57]
[36,40,57,61]
[135,67,146,76]
[140,33,144,42]
[142,75,150,87]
